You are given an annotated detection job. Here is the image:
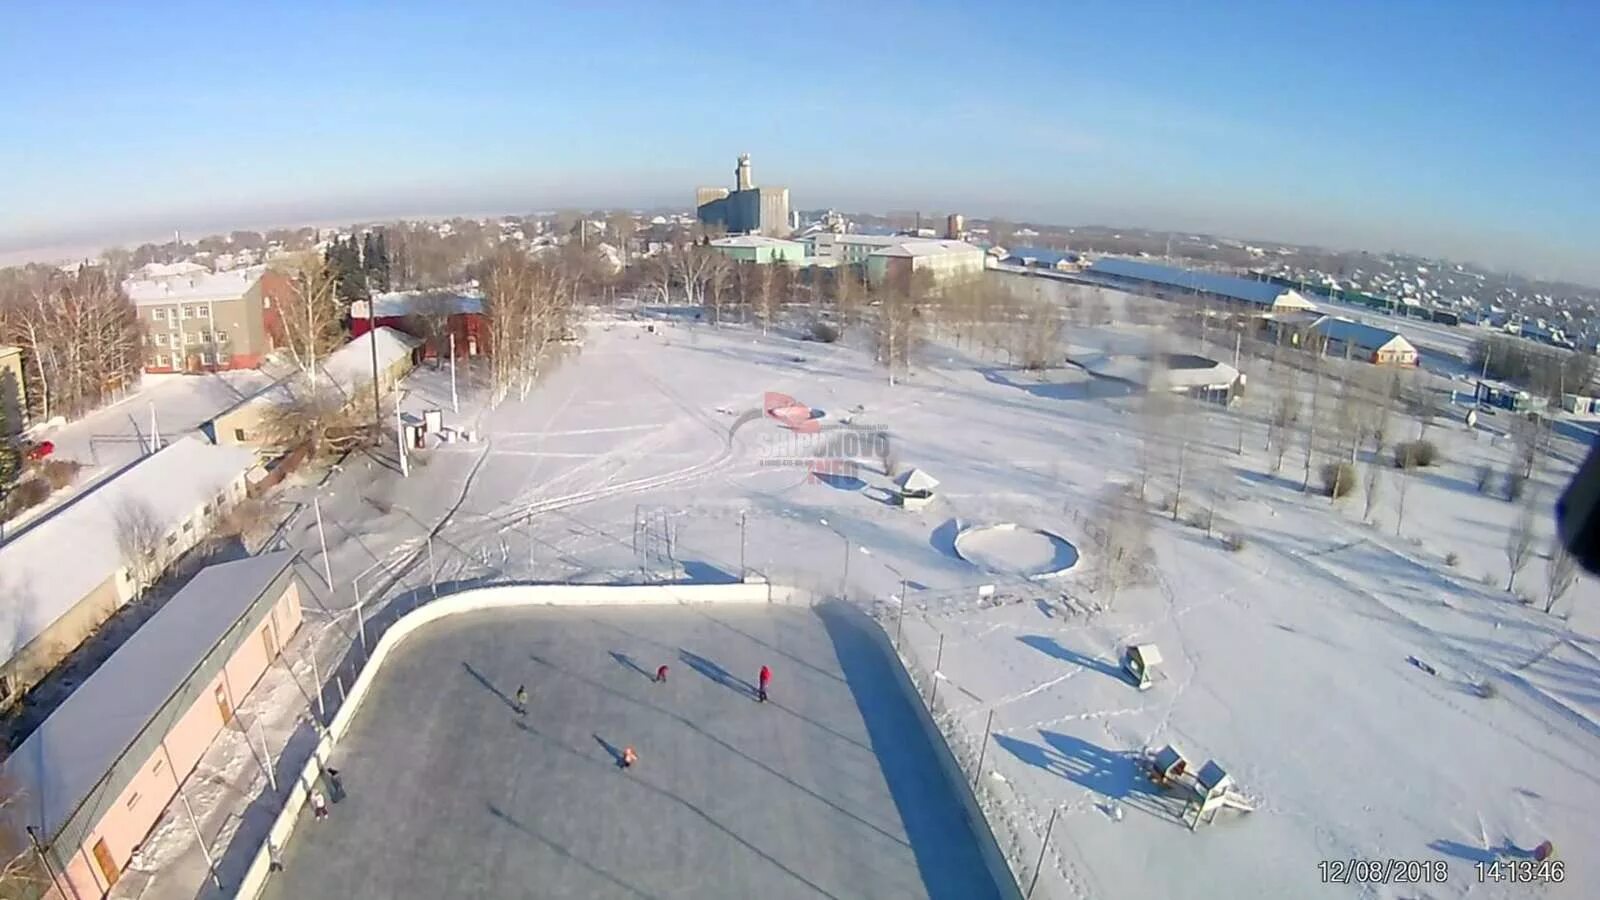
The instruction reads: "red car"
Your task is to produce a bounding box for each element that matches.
[23,440,53,462]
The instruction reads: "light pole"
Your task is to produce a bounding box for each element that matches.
[819,518,849,596]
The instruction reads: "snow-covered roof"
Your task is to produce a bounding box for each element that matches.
[894,468,940,492]
[325,327,421,394]
[710,236,806,249]
[1090,258,1316,310]
[0,437,257,665]
[1006,246,1078,267]
[0,552,297,844]
[124,266,265,306]
[214,327,421,422]
[134,261,207,280]
[369,289,485,318]
[870,240,983,259]
[1310,317,1416,353]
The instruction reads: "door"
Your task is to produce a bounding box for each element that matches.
[261,623,277,660]
[214,683,232,724]
[92,838,120,888]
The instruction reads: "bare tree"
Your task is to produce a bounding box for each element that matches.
[1544,540,1578,614]
[261,382,373,459]
[404,290,458,366]
[1267,378,1300,473]
[1017,297,1064,370]
[482,244,577,403]
[1301,352,1325,493]
[271,257,342,378]
[1394,442,1415,536]
[1096,486,1149,604]
[1511,413,1551,480]
[872,276,924,386]
[641,251,674,304]
[1362,457,1384,522]
[0,266,140,422]
[114,498,167,599]
[703,253,732,325]
[0,776,50,897]
[1505,486,1538,593]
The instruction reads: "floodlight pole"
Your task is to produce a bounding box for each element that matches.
[1026,806,1059,898]
[314,497,333,590]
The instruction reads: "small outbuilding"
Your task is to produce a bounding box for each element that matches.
[893,468,940,511]
[1122,643,1163,690]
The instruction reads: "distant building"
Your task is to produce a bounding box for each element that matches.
[805,233,907,267]
[1005,247,1079,272]
[352,290,490,360]
[0,437,256,707]
[696,154,792,237]
[0,344,24,433]
[1089,257,1317,313]
[945,213,966,240]
[1308,317,1419,366]
[865,240,987,291]
[125,267,290,373]
[1,551,303,898]
[708,235,808,265]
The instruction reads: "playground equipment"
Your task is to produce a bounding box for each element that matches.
[1187,760,1255,830]
[1123,644,1163,690]
[893,468,940,511]
[1148,744,1189,788]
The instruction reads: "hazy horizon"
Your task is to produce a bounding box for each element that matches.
[3,1,1596,284]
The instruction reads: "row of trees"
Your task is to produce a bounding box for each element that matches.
[1470,333,1597,400]
[0,266,142,424]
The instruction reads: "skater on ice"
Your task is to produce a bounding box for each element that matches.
[620,746,638,769]
[758,664,772,702]
[514,685,528,715]
[309,789,330,821]
[655,664,669,683]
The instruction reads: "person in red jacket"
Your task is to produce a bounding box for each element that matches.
[758,664,772,702]
[655,664,669,683]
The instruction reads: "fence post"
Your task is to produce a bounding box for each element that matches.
[973,709,995,789]
[927,633,945,707]
[1026,806,1059,898]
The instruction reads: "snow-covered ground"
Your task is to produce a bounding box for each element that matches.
[123,308,1596,899]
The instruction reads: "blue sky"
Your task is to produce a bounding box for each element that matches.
[2,0,1596,282]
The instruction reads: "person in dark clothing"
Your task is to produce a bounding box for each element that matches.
[758,664,772,702]
[655,665,669,683]
[326,768,346,802]
[514,685,528,715]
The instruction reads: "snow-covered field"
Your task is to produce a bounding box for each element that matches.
[123,307,1597,899]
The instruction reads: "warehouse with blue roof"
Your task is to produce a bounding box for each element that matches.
[1088,257,1318,312]
[1308,316,1419,366]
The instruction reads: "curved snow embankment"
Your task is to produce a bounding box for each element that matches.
[954,523,1079,579]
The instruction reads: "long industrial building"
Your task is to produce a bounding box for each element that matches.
[1088,257,1317,313]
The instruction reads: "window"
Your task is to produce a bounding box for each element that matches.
[186,332,199,346]
[199,352,212,366]
[152,308,165,321]
[181,519,193,533]
[180,306,189,320]
[165,534,176,547]
[126,792,141,811]
[202,502,212,516]
[150,353,166,369]
[154,333,167,347]
[262,296,272,309]
[195,305,210,318]
[214,330,228,343]
[234,429,247,442]
[152,759,165,776]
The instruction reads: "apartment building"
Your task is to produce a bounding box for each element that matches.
[125,267,290,373]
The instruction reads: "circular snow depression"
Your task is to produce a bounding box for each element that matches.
[953,523,1079,578]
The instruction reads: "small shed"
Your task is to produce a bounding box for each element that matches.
[1123,643,1163,690]
[893,468,940,511]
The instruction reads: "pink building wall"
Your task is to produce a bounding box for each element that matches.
[52,583,302,899]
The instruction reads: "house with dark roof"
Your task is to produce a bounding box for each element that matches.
[1308,317,1419,366]
[1089,258,1317,313]
[0,551,303,898]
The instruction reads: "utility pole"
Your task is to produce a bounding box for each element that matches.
[449,332,459,414]
[314,497,333,590]
[367,302,382,430]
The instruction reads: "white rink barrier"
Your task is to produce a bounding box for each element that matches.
[235,581,808,899]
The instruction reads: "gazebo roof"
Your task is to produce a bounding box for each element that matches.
[894,468,940,492]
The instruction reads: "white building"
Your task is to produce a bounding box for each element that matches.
[865,239,987,289]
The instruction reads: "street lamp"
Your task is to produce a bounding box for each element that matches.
[818,518,849,595]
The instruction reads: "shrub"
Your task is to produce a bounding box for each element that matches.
[1221,533,1247,552]
[1504,471,1527,501]
[1320,461,1358,498]
[1393,439,1438,469]
[39,458,82,490]
[809,321,840,343]
[1470,679,1496,699]
[1445,551,1460,567]
[1,477,51,519]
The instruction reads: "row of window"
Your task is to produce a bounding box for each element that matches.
[151,330,228,347]
[150,304,211,321]
[150,352,226,368]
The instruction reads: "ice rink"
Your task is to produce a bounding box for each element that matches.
[261,604,1007,900]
